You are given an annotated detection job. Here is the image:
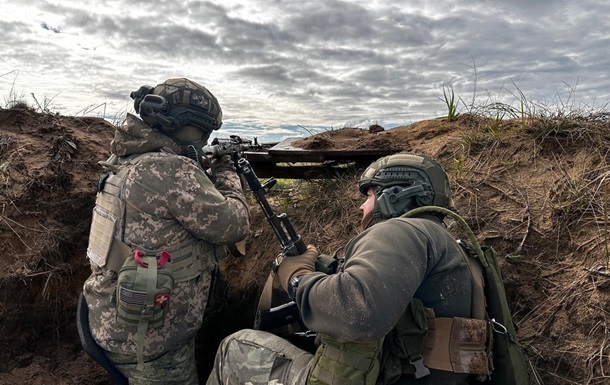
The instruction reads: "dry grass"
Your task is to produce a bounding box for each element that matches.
[445,109,610,383]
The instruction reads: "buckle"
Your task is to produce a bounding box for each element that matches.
[409,356,431,379]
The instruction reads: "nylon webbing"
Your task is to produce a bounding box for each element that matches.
[136,256,157,369]
[310,365,365,385]
[258,271,275,313]
[322,344,376,371]
[135,239,206,282]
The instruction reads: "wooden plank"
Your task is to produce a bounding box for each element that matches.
[268,137,395,158]
[242,137,400,179]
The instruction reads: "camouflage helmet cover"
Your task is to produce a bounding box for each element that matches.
[358,152,452,209]
[132,78,222,136]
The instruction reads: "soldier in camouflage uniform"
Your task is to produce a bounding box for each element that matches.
[207,153,493,385]
[82,78,250,385]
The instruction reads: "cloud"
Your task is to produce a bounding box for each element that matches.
[1,0,609,143]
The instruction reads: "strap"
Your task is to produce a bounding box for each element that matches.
[253,269,276,329]
[392,299,430,379]
[401,206,488,268]
[135,239,207,282]
[136,255,158,369]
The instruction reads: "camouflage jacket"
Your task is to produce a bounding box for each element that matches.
[83,114,250,357]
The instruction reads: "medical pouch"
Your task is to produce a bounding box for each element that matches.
[114,249,174,330]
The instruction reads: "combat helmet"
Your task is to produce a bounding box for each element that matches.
[130,78,222,144]
[359,152,452,219]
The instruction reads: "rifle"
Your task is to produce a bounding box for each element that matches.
[236,157,307,257]
[198,135,306,257]
[189,135,261,166]
[236,156,310,332]
[201,136,308,331]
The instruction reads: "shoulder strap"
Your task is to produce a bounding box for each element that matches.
[98,154,155,272]
[402,206,531,385]
[400,206,488,268]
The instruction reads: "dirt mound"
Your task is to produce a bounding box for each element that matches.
[1,107,610,384]
[292,117,466,154]
[0,107,114,384]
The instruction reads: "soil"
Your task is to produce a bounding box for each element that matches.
[1,109,610,384]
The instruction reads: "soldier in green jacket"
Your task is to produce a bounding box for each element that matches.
[82,78,250,385]
[207,152,492,385]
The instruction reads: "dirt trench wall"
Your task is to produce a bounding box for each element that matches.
[3,109,610,384]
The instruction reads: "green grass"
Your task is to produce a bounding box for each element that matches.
[441,85,459,122]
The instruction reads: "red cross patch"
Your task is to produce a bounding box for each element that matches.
[155,294,170,305]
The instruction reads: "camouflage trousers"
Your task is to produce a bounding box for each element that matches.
[106,338,198,385]
[206,329,313,385]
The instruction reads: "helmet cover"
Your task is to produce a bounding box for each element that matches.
[131,78,222,139]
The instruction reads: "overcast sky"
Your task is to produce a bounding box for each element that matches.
[1,0,609,143]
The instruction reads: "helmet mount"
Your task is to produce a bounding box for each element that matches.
[377,184,434,218]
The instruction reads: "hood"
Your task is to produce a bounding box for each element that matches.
[111,113,182,157]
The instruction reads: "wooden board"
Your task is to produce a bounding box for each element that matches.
[241,137,399,179]
[267,137,395,160]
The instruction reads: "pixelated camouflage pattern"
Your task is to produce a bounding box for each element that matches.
[107,339,198,385]
[112,114,183,156]
[206,329,312,385]
[83,115,249,359]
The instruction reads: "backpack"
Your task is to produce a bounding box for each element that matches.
[401,206,532,385]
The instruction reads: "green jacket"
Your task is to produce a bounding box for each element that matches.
[297,215,473,384]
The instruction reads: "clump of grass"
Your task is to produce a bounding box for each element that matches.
[451,151,467,180]
[549,178,596,222]
[440,85,459,122]
[288,173,361,253]
[7,100,31,110]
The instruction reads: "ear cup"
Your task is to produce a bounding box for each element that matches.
[130,85,154,113]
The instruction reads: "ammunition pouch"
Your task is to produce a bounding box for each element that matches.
[423,312,492,377]
[380,299,492,384]
[309,334,384,385]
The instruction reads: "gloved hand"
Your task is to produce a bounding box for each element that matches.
[277,244,319,292]
[210,154,236,174]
